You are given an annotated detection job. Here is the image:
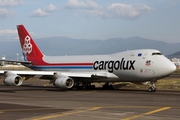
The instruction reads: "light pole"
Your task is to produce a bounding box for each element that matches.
[17,53,19,61]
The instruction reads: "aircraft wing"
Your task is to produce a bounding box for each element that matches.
[0,59,31,65]
[55,71,118,78]
[2,70,118,79]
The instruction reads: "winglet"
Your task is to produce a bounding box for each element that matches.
[17,25,43,58]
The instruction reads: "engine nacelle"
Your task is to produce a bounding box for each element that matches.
[54,77,74,89]
[4,75,23,86]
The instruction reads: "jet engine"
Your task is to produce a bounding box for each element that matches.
[53,77,74,89]
[4,74,23,86]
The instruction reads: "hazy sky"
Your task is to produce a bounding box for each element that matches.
[0,0,179,43]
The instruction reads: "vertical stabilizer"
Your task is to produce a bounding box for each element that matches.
[17,25,43,58]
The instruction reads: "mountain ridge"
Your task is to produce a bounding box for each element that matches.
[0,36,179,59]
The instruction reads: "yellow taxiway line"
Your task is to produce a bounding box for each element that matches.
[33,106,102,120]
[122,106,171,120]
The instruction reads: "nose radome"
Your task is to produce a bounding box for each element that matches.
[168,62,176,74]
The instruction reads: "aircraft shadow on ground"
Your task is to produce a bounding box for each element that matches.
[0,83,180,95]
[0,84,68,93]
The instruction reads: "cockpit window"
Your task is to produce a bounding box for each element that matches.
[152,52,162,55]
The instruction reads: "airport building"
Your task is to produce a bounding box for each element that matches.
[172,58,180,68]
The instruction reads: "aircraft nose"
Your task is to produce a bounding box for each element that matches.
[156,58,176,77]
[166,61,176,74]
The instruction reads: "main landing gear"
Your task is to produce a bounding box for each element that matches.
[148,80,157,92]
[102,82,113,90]
[72,82,96,90]
[72,81,114,90]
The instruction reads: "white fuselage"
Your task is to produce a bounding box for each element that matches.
[27,49,176,82]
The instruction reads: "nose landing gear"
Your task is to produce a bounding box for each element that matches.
[148,86,156,92]
[148,80,157,92]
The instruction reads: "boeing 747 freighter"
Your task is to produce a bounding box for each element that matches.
[1,25,176,92]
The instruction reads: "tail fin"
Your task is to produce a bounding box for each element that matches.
[17,25,43,58]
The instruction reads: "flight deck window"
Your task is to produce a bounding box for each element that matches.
[152,53,162,55]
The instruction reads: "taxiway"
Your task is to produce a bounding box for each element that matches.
[0,78,180,120]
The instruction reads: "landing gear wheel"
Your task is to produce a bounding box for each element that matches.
[91,85,95,89]
[109,85,113,89]
[153,88,156,92]
[148,87,156,92]
[148,80,157,92]
[102,83,113,90]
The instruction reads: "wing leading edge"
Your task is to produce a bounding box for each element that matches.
[3,70,118,79]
